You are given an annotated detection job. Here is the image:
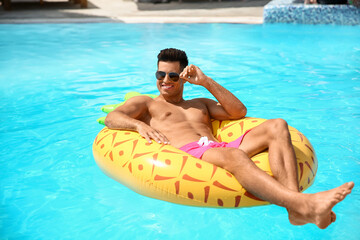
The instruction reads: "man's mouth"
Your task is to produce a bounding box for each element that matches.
[161,84,174,90]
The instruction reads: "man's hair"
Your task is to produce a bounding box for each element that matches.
[157,48,188,71]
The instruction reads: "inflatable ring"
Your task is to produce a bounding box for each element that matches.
[93,92,318,208]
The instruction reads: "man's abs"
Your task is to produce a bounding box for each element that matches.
[152,121,217,148]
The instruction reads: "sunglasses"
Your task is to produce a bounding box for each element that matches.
[155,71,180,82]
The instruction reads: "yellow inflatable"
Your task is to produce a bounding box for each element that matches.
[93,95,317,208]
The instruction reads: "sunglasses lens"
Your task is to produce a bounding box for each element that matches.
[156,71,179,82]
[156,71,166,79]
[169,73,180,82]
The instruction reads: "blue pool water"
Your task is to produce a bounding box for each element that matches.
[0,23,359,239]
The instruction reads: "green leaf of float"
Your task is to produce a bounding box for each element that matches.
[101,103,124,113]
[125,91,157,100]
[97,91,158,125]
[124,91,142,100]
[97,117,106,125]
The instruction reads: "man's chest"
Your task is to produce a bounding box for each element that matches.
[148,100,210,123]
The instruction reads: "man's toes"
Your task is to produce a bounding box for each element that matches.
[347,181,355,189]
[343,182,355,192]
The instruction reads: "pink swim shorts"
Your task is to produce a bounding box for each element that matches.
[179,129,251,159]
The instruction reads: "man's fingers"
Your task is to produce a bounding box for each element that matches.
[188,65,196,74]
[180,65,198,84]
[147,130,170,144]
[180,66,189,79]
[157,132,170,144]
[145,131,159,143]
[142,133,152,143]
[146,131,167,144]
[153,131,170,144]
[138,125,170,144]
[139,130,156,144]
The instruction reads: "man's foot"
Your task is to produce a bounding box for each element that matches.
[288,182,354,229]
[288,208,336,226]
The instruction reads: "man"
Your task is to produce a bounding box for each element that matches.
[105,48,354,229]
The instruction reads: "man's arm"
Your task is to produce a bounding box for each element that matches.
[105,96,170,144]
[180,64,247,120]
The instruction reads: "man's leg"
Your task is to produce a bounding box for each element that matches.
[201,147,354,229]
[239,118,299,192]
[237,118,312,224]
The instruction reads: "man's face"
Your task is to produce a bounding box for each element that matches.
[156,61,184,97]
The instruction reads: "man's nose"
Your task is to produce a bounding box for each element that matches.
[163,74,171,83]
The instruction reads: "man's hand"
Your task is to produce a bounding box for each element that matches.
[137,122,170,145]
[180,64,210,87]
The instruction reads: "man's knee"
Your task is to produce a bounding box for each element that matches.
[270,118,288,129]
[267,118,290,139]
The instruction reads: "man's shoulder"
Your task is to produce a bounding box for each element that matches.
[126,95,154,104]
[119,95,155,111]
